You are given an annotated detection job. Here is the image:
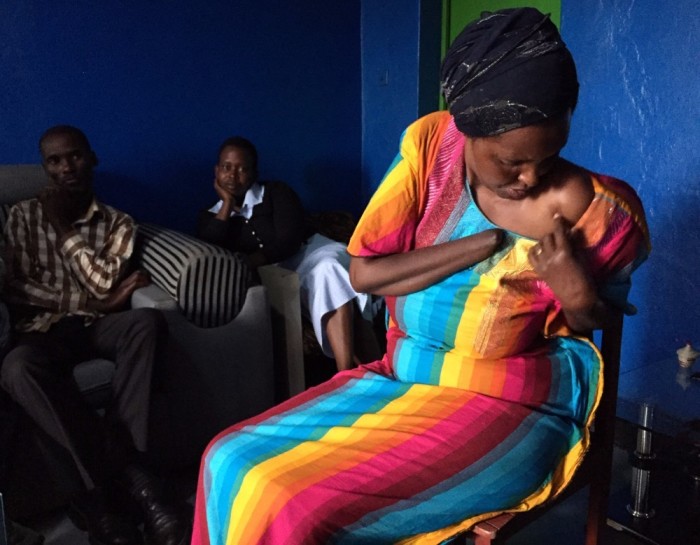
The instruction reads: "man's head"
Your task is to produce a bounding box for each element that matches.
[215,136,258,204]
[440,8,579,137]
[39,125,98,193]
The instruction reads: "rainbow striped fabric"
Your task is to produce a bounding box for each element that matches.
[191,112,649,545]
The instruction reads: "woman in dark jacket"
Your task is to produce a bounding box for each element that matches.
[198,137,379,371]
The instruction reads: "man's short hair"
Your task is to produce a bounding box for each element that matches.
[217,136,258,168]
[39,125,92,153]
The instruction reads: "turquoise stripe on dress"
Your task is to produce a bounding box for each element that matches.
[205,375,413,538]
[335,407,572,543]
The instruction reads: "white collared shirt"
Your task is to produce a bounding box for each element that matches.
[208,182,265,220]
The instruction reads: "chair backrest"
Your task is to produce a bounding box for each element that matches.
[594,309,624,453]
[0,165,45,205]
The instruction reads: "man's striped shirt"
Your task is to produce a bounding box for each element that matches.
[3,198,135,332]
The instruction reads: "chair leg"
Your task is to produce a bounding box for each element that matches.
[448,534,467,545]
[584,477,610,545]
[448,532,474,545]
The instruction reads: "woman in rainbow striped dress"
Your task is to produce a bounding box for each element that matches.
[191,8,649,545]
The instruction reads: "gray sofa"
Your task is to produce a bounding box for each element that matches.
[0,165,275,518]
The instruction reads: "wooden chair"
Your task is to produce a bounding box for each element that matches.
[463,311,624,545]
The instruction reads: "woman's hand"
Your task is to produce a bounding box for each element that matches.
[528,215,607,331]
[213,177,236,219]
[350,228,504,296]
[214,176,234,203]
[39,186,89,237]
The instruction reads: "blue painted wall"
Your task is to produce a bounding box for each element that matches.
[4,0,697,376]
[0,1,361,233]
[360,0,422,202]
[562,0,700,371]
[360,0,441,202]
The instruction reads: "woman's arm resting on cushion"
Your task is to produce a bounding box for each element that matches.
[197,209,230,246]
[350,229,503,296]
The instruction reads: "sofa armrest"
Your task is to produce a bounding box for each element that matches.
[258,265,305,399]
[147,284,275,467]
[130,284,179,311]
[134,223,253,327]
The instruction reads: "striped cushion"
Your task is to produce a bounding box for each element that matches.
[135,223,253,327]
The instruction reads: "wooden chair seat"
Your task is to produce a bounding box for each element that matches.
[471,513,515,543]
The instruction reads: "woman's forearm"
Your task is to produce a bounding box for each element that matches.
[197,213,230,245]
[350,229,503,296]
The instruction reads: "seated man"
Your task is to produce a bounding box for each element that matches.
[0,126,189,545]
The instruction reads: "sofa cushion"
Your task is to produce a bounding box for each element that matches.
[135,223,253,327]
[72,358,115,407]
[0,165,45,205]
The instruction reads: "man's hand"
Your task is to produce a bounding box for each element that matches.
[38,186,89,235]
[528,215,597,313]
[87,270,151,314]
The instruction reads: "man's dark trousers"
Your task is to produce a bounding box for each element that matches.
[0,308,166,490]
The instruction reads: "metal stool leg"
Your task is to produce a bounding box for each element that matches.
[627,402,656,519]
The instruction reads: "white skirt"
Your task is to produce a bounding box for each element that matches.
[279,234,374,357]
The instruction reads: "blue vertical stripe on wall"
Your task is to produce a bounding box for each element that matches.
[361,0,424,202]
[562,0,700,372]
[360,0,442,202]
[0,1,362,232]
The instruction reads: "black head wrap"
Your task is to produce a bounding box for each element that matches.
[440,8,579,137]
